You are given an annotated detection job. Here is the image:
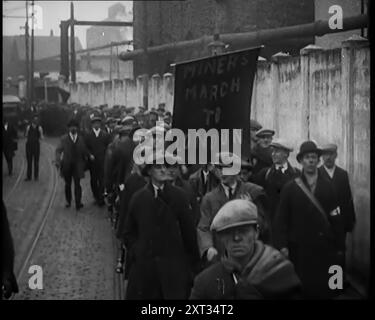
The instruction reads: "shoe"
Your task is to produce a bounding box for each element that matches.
[76,203,84,210]
[65,202,71,208]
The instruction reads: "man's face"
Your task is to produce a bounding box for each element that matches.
[92,121,101,130]
[216,166,237,185]
[258,135,273,148]
[271,147,289,165]
[167,164,180,181]
[250,129,258,142]
[239,168,251,183]
[301,152,319,174]
[219,224,258,260]
[322,151,337,169]
[149,164,169,183]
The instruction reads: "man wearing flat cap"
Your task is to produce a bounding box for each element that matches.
[190,199,301,299]
[319,144,356,250]
[84,116,111,206]
[197,152,271,270]
[250,119,262,153]
[55,119,91,210]
[273,141,346,299]
[123,151,200,299]
[252,139,300,234]
[251,128,275,175]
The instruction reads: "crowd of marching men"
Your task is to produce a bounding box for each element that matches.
[2,103,357,299]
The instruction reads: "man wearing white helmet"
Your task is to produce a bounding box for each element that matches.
[190,199,301,299]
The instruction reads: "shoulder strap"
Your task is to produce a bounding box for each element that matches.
[294,177,331,229]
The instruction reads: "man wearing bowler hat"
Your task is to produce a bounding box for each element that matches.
[251,128,275,175]
[252,138,300,232]
[84,116,111,206]
[273,141,346,299]
[190,199,301,299]
[55,119,91,210]
[319,144,356,245]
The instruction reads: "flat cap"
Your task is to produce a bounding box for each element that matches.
[270,138,293,152]
[256,128,275,138]
[210,199,258,232]
[321,143,338,153]
[250,119,262,131]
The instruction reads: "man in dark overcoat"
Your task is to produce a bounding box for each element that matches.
[319,143,356,236]
[252,139,300,235]
[24,115,44,181]
[3,117,18,176]
[2,201,19,299]
[55,119,92,210]
[251,129,275,175]
[84,116,111,206]
[123,151,200,299]
[273,141,346,299]
[197,152,271,268]
[189,164,220,204]
[167,156,200,226]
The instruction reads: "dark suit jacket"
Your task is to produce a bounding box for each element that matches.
[189,168,220,203]
[124,182,200,299]
[174,176,201,226]
[251,145,273,175]
[252,162,301,223]
[2,201,19,295]
[55,134,90,179]
[84,129,110,171]
[2,123,18,154]
[108,137,135,186]
[318,166,356,233]
[273,171,346,298]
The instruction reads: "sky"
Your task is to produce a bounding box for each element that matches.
[3,1,133,48]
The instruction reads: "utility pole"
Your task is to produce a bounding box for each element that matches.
[30,0,35,103]
[25,1,30,107]
[70,2,76,83]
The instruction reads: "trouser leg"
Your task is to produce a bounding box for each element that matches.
[64,173,73,204]
[26,147,32,179]
[73,174,82,206]
[33,146,40,179]
[89,167,98,201]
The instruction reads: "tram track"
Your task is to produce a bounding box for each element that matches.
[11,142,58,298]
[3,144,26,203]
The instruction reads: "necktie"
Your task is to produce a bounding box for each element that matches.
[228,187,235,200]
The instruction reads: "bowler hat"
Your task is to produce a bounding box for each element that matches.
[296,140,322,162]
[67,119,79,128]
[211,199,258,232]
[256,128,275,138]
[270,139,293,152]
[250,119,262,131]
[321,143,338,154]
